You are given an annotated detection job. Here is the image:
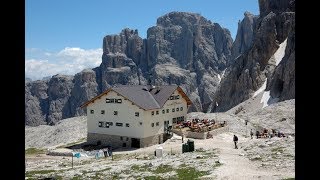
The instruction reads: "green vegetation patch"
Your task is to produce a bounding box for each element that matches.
[152,164,174,174]
[175,167,210,179]
[25,147,46,155]
[142,175,165,180]
[281,178,295,180]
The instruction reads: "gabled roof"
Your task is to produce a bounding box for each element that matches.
[80,85,192,110]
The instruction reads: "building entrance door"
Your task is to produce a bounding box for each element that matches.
[131,138,140,148]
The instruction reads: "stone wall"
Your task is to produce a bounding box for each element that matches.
[87,133,165,148]
[140,134,164,148]
[87,133,132,149]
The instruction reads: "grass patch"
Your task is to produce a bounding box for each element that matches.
[281,178,294,180]
[71,175,83,180]
[143,175,165,180]
[25,148,46,155]
[26,169,56,177]
[131,164,150,172]
[152,164,174,174]
[175,167,210,179]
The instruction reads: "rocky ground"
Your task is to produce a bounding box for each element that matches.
[25,99,295,179]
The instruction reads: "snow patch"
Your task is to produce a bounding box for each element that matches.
[275,38,287,65]
[261,90,279,108]
[218,70,226,83]
[253,80,267,97]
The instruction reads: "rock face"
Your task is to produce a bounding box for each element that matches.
[213,0,295,112]
[146,12,233,112]
[25,80,49,126]
[231,12,258,61]
[267,15,295,101]
[47,74,74,125]
[67,69,99,117]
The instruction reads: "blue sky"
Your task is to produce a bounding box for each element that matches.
[25,0,259,80]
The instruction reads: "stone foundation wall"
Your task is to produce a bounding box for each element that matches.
[140,134,164,148]
[87,133,165,148]
[87,133,132,149]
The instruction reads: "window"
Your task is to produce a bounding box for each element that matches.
[151,111,154,115]
[98,121,103,127]
[156,122,159,126]
[90,110,94,114]
[101,110,105,114]
[169,96,174,100]
[176,107,179,111]
[120,137,123,140]
[151,123,154,127]
[108,122,113,126]
[156,110,159,115]
[139,122,143,125]
[122,143,126,147]
[166,109,169,113]
[173,118,177,123]
[126,123,130,127]
[126,137,129,141]
[172,108,175,112]
[162,109,165,114]
[114,111,118,115]
[106,98,122,103]
[105,122,109,128]
[176,95,180,99]
[116,123,123,127]
[180,107,183,111]
[135,112,139,117]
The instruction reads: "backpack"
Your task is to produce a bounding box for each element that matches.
[234,136,238,141]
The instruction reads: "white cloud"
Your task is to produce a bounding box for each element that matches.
[25,47,102,81]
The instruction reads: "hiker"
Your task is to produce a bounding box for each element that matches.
[256,130,259,139]
[233,135,238,149]
[250,129,254,139]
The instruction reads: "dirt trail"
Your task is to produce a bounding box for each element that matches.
[202,133,293,180]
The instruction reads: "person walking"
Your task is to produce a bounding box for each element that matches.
[233,135,238,149]
[250,129,254,139]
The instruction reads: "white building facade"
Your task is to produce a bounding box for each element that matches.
[81,85,192,148]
